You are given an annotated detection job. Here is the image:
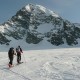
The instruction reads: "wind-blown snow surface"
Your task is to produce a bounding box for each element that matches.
[1,47,80,80]
[0,37,80,80]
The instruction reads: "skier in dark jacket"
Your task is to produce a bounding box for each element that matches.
[16,46,23,64]
[8,47,15,67]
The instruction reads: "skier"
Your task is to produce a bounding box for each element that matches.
[8,47,15,67]
[16,46,23,64]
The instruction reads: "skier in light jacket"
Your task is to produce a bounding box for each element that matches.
[16,46,23,64]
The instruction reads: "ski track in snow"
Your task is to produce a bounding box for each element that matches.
[0,48,80,80]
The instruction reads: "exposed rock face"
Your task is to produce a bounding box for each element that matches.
[0,4,80,46]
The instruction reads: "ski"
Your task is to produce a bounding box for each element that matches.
[8,62,23,68]
[17,62,23,65]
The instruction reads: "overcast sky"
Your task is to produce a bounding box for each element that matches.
[0,0,80,24]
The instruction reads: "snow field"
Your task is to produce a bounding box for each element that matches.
[0,48,80,80]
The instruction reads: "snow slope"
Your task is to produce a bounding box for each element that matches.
[0,48,80,80]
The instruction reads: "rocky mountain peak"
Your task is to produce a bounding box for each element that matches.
[0,4,80,46]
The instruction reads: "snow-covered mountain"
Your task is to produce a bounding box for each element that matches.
[0,4,80,46]
[1,4,80,80]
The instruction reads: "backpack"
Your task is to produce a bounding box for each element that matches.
[8,47,14,58]
[16,47,22,53]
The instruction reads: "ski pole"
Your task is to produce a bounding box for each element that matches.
[22,52,26,63]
